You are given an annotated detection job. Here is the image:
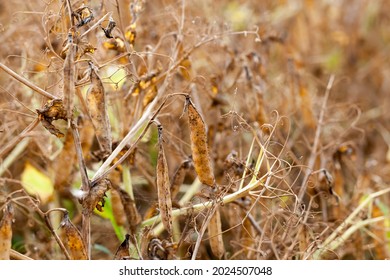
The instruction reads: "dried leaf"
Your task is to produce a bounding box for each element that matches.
[128,69,160,103]
[156,125,173,238]
[81,178,110,215]
[125,23,137,45]
[0,203,13,260]
[103,38,126,52]
[73,5,94,27]
[102,16,116,38]
[147,237,176,260]
[37,99,68,137]
[207,208,224,259]
[186,97,215,187]
[86,63,112,157]
[142,85,158,108]
[60,213,87,260]
[114,234,130,260]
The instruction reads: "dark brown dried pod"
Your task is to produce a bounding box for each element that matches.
[113,234,131,260]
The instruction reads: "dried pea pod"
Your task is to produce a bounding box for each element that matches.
[0,203,13,260]
[63,32,76,126]
[156,125,173,238]
[60,213,87,260]
[86,62,112,157]
[186,97,215,188]
[207,209,225,259]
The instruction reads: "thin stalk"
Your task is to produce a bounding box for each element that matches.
[312,187,390,259]
[313,217,385,259]
[0,62,57,100]
[191,202,219,260]
[35,207,71,260]
[0,118,39,159]
[141,172,270,228]
[80,12,112,38]
[91,93,187,185]
[122,165,134,199]
[0,138,29,176]
[239,137,255,190]
[298,75,335,201]
[10,249,33,260]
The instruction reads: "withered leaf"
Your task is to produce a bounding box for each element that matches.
[125,23,137,45]
[73,5,94,27]
[37,99,68,138]
[103,38,126,52]
[147,238,176,260]
[81,178,110,215]
[102,16,116,39]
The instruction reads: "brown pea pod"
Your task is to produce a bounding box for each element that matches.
[60,213,87,260]
[156,125,173,239]
[111,184,142,235]
[186,97,215,188]
[53,130,76,196]
[0,203,13,260]
[86,62,112,157]
[207,208,224,259]
[110,187,126,226]
[63,32,76,126]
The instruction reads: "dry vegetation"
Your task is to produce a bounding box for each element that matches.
[1,0,390,260]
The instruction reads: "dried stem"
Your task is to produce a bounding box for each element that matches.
[91,93,188,185]
[191,202,219,260]
[0,118,39,159]
[298,74,335,201]
[34,207,71,260]
[10,249,33,260]
[0,62,57,100]
[312,186,390,259]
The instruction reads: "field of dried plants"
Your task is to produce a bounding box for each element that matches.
[1,0,390,260]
